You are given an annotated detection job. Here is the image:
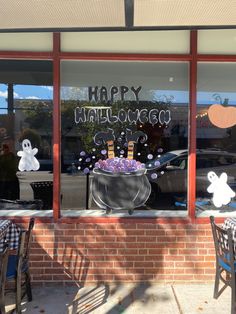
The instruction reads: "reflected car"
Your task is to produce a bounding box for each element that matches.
[145,149,236,204]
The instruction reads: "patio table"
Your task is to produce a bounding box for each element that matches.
[0,219,21,251]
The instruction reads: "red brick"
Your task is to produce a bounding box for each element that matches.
[137,224,156,229]
[104,242,126,248]
[179,249,198,255]
[85,243,105,249]
[117,223,137,229]
[117,236,136,242]
[145,230,165,236]
[165,256,184,262]
[137,236,156,242]
[135,262,154,267]
[96,236,116,242]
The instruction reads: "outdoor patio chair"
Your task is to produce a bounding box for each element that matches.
[0,243,9,314]
[30,181,53,210]
[210,216,236,314]
[6,218,35,314]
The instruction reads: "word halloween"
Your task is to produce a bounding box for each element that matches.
[74,107,171,126]
[88,86,142,102]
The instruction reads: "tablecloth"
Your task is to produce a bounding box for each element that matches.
[0,219,21,251]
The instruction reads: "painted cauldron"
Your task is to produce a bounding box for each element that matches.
[91,168,151,215]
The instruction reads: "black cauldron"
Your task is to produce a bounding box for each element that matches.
[91,168,151,215]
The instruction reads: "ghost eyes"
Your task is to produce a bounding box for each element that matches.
[24,142,30,147]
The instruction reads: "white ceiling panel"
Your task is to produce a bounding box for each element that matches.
[0,0,125,29]
[134,0,236,27]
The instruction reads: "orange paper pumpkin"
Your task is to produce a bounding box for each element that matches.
[208,104,236,128]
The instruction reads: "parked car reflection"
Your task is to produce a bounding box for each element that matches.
[145,149,236,205]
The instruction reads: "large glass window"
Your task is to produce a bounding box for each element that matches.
[61,60,189,213]
[197,62,236,216]
[0,60,53,210]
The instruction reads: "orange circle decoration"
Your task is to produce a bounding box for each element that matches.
[208,104,236,128]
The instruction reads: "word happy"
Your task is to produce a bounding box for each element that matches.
[88,86,142,102]
[74,107,171,126]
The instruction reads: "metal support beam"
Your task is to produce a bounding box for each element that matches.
[124,0,134,28]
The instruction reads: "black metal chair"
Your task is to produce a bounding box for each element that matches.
[210,216,236,314]
[30,181,53,210]
[6,218,35,314]
[0,243,9,314]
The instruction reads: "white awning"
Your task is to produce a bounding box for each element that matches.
[0,0,236,31]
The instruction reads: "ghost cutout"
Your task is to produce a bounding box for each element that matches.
[17,139,40,171]
[207,171,235,208]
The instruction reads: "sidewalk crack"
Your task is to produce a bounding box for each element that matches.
[171,285,183,314]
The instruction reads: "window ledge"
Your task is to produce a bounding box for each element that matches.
[196,208,236,217]
[0,209,187,218]
[0,210,53,217]
[1,208,234,218]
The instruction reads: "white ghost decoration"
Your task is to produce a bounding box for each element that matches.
[17,139,40,171]
[207,171,235,208]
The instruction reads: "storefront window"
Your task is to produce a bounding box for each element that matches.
[61,60,189,213]
[0,60,53,210]
[197,62,236,216]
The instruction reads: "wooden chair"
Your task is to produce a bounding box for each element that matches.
[210,216,236,314]
[0,243,9,314]
[6,218,35,314]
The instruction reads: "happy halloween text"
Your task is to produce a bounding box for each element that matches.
[74,107,171,126]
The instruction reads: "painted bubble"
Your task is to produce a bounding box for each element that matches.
[92,148,96,152]
[92,156,96,159]
[151,173,158,179]
[101,150,107,155]
[137,153,141,156]
[147,154,153,160]
[158,148,163,153]
[78,166,81,170]
[83,168,90,174]
[144,143,148,147]
[79,158,82,161]
[80,151,86,156]
[85,157,91,162]
[154,160,161,167]
[120,150,125,154]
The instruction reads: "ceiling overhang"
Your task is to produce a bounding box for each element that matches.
[0,0,236,32]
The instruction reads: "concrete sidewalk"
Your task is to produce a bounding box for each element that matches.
[5,283,231,314]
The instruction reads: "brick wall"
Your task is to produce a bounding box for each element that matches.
[23,219,215,284]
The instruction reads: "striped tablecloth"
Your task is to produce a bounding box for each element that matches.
[0,220,21,251]
[222,218,236,242]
